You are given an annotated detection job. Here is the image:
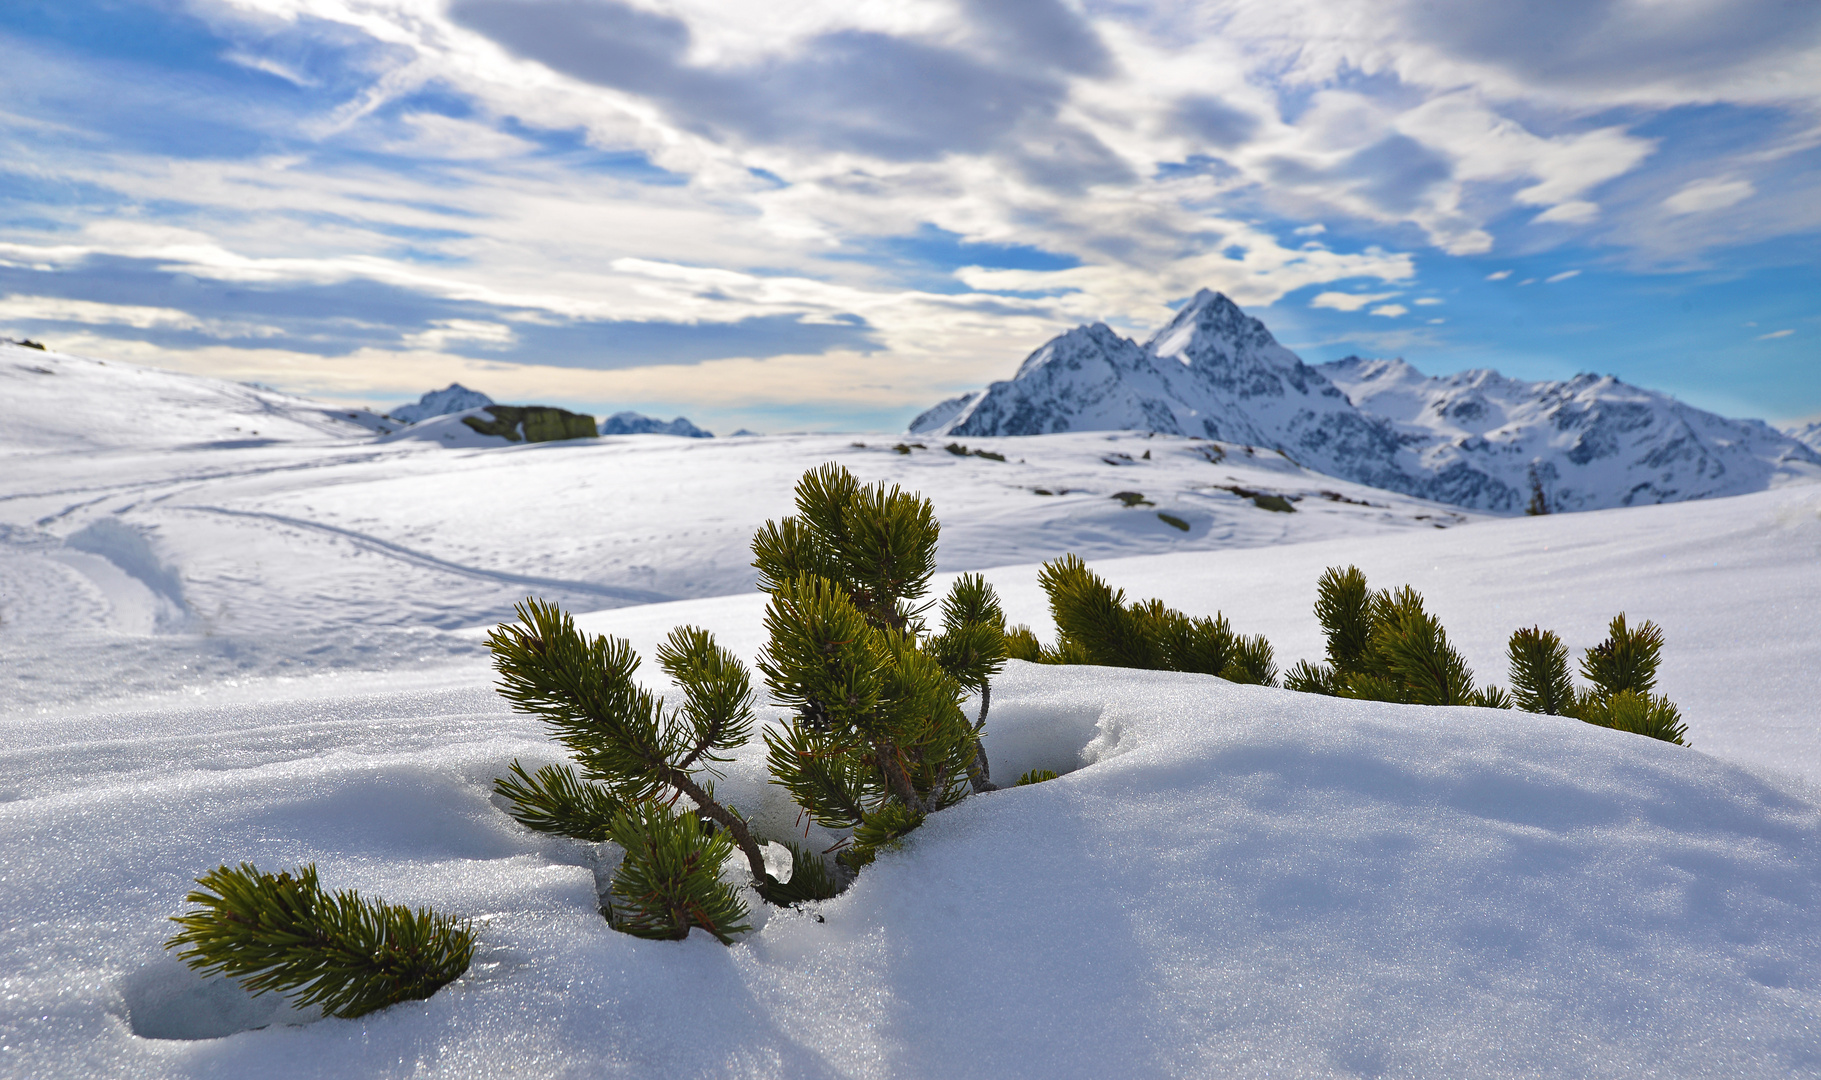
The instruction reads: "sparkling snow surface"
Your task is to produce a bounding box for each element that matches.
[4,346,1821,1077]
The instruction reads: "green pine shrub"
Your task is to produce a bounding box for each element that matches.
[1016,769,1059,786]
[755,463,1009,836]
[165,863,473,1019]
[1290,566,1506,706]
[1507,615,1687,745]
[1018,554,1277,684]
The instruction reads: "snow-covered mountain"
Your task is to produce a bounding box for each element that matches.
[911,290,1821,513]
[600,411,713,438]
[1319,357,1821,513]
[388,382,493,424]
[1790,419,1821,453]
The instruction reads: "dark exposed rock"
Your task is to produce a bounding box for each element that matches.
[461,405,598,443]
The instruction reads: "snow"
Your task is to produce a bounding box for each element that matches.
[4,344,1821,1076]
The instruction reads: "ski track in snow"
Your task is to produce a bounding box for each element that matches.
[172,505,675,605]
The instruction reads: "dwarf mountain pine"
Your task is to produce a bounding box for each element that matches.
[1011,553,1277,684]
[755,464,1008,868]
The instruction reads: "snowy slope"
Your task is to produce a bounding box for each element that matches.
[0,342,395,453]
[910,292,1821,513]
[3,655,1819,1077]
[2,350,1481,714]
[1322,356,1821,512]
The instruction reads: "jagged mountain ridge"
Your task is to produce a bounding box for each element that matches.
[910,290,1821,513]
[1318,357,1821,512]
[600,411,713,438]
[390,383,494,424]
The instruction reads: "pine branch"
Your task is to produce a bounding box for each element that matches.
[1039,555,1159,668]
[1221,633,1278,686]
[1314,565,1373,674]
[488,599,677,802]
[1373,597,1476,705]
[839,801,925,872]
[1002,625,1045,662]
[762,719,880,829]
[606,804,750,943]
[166,863,473,1019]
[1508,626,1575,714]
[1284,659,1340,695]
[656,625,756,773]
[1576,689,1689,745]
[494,760,623,841]
[1580,614,1664,698]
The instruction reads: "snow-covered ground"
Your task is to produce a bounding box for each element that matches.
[4,345,1821,1077]
[2,345,1474,716]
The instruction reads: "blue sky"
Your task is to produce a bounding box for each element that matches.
[1,0,1817,432]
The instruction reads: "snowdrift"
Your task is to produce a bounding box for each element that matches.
[3,664,1817,1077]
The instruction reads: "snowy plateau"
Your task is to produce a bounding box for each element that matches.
[913,289,1821,513]
[3,340,1821,1078]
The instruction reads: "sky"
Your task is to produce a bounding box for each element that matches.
[1,0,1818,434]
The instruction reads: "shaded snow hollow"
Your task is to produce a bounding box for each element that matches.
[2,664,1820,1077]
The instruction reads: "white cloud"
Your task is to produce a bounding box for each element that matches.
[1533,201,1600,225]
[1757,329,1794,340]
[3,0,1816,422]
[1414,297,1443,305]
[403,320,518,351]
[0,294,282,338]
[1664,178,1756,215]
[1545,270,1582,283]
[1310,291,1402,312]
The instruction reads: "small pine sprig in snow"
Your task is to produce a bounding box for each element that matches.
[165,863,473,1019]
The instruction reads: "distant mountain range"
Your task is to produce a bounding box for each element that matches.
[390,384,713,439]
[600,411,713,438]
[911,290,1821,513]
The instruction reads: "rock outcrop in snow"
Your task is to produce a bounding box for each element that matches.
[390,383,494,424]
[912,289,1821,513]
[600,411,713,438]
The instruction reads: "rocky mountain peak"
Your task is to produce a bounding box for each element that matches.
[909,288,1821,513]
